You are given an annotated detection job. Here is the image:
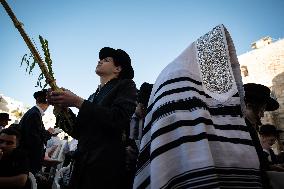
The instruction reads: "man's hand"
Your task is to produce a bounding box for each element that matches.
[47,127,55,134]
[47,88,84,109]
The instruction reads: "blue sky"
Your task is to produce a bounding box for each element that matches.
[1,0,284,106]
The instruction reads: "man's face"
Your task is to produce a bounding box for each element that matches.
[245,103,266,126]
[95,57,121,78]
[0,133,17,156]
[135,103,147,119]
[260,135,277,150]
[0,119,9,127]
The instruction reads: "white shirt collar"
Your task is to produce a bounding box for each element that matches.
[35,105,45,116]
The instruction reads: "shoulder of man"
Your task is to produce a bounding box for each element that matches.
[22,106,41,117]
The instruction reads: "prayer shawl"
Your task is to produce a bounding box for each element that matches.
[134,25,262,189]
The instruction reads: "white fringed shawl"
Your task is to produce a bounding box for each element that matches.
[133,25,262,189]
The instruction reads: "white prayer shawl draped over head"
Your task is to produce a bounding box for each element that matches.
[134,25,262,189]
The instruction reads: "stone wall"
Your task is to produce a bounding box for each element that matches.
[238,38,284,140]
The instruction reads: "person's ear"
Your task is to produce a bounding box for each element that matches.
[115,66,122,73]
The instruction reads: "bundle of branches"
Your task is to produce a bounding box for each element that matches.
[1,0,75,134]
[21,36,55,89]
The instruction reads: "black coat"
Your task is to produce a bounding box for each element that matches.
[19,106,51,174]
[246,119,271,188]
[66,78,137,189]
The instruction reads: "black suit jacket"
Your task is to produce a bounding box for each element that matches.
[65,78,137,189]
[19,106,51,174]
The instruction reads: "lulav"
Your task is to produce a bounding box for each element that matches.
[1,0,75,133]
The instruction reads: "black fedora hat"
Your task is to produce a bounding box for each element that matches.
[244,83,279,111]
[0,113,11,121]
[99,47,134,79]
[259,124,282,136]
[138,82,153,106]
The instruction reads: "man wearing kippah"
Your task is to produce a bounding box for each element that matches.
[18,89,54,175]
[48,47,137,189]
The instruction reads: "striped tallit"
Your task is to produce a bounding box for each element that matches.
[133,25,262,189]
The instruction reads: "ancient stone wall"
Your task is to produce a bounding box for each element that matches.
[238,38,284,140]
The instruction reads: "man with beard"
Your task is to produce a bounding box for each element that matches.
[244,83,280,187]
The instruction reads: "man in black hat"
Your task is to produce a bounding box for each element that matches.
[244,83,279,129]
[18,89,54,175]
[259,125,281,163]
[244,83,280,186]
[48,47,137,189]
[0,113,11,132]
[125,82,153,188]
[259,124,284,171]
[130,82,153,146]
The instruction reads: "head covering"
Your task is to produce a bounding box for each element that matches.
[99,47,134,79]
[244,83,279,111]
[259,124,282,136]
[134,25,262,188]
[0,113,11,121]
[33,89,48,103]
[138,82,153,107]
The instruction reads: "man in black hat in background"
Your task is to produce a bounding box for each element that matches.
[259,124,283,166]
[0,113,11,132]
[48,47,137,189]
[244,83,280,187]
[244,83,279,129]
[130,82,153,147]
[19,89,54,175]
[125,82,153,188]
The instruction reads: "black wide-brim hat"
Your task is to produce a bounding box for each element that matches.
[33,89,48,100]
[99,47,134,79]
[0,112,11,121]
[244,83,279,111]
[138,82,153,106]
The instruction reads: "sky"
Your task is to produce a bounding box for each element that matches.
[1,0,284,106]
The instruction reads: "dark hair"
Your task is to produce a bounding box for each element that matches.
[99,47,134,79]
[33,89,48,104]
[0,127,21,141]
[259,124,281,137]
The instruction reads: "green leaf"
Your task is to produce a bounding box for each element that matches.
[29,59,36,74]
[20,54,27,67]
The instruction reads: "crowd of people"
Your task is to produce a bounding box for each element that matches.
[1,25,284,189]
